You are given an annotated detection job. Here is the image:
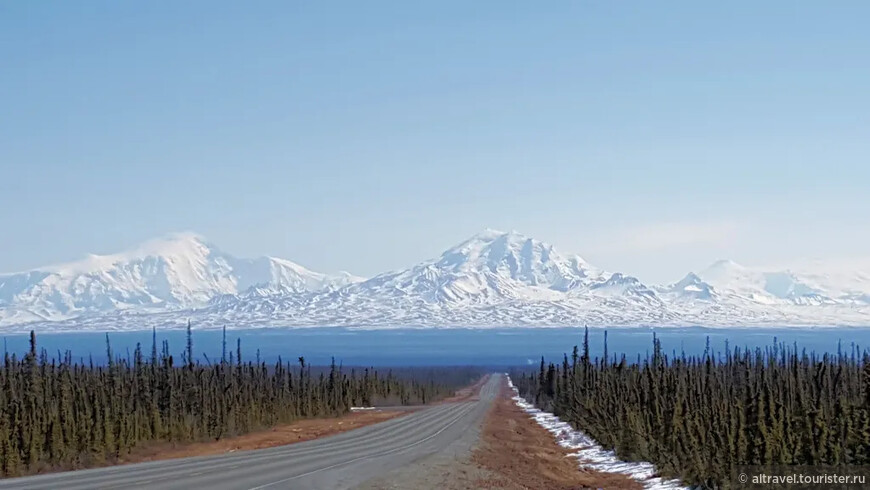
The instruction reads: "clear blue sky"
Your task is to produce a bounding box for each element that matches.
[2,1,869,283]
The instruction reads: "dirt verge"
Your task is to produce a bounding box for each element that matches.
[117,375,489,465]
[471,378,642,490]
[116,409,405,464]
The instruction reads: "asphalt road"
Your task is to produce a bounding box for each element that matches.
[0,374,502,490]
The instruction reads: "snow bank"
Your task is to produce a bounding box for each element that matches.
[506,376,687,490]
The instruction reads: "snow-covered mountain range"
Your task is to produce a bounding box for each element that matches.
[0,233,361,327]
[1,230,868,331]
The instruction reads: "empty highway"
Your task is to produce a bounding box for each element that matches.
[0,374,501,490]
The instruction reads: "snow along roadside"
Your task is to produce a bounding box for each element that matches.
[506,375,687,490]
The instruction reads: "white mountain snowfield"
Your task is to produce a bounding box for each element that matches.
[0,233,362,328]
[1,230,868,331]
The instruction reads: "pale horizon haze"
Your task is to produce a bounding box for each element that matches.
[2,1,869,284]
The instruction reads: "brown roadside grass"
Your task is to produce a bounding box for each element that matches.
[471,379,642,490]
[117,409,405,464]
[27,376,486,476]
[115,375,488,465]
[23,409,407,476]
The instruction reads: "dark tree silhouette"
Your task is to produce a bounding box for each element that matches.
[0,331,474,477]
[513,328,870,489]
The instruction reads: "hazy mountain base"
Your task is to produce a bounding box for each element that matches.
[2,298,868,333]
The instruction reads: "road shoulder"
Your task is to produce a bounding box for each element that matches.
[358,375,642,490]
[117,409,406,465]
[471,377,642,489]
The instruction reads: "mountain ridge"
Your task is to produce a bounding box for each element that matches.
[1,230,869,330]
[0,233,362,325]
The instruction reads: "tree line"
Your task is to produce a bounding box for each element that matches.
[513,329,870,489]
[0,326,469,477]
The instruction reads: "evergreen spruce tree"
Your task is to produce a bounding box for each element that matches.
[512,332,870,489]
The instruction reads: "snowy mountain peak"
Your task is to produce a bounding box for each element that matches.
[443,229,541,258]
[702,258,744,275]
[680,272,702,283]
[39,232,214,275]
[441,229,551,265]
[470,227,513,240]
[3,231,870,330]
[0,233,362,324]
[130,231,209,254]
[332,230,656,317]
[661,272,717,300]
[432,230,599,291]
[696,259,862,305]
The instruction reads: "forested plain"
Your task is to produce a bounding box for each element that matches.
[515,330,870,489]
[0,327,476,477]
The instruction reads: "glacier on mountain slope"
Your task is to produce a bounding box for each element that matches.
[1,230,869,331]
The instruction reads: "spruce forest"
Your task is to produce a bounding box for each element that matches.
[513,329,870,489]
[0,327,471,477]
